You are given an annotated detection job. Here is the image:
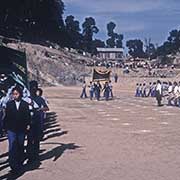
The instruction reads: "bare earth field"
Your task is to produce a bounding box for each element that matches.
[1,77,180,180]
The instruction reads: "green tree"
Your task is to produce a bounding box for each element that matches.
[82,17,99,53]
[106,21,123,48]
[65,15,82,49]
[91,39,105,55]
[0,0,65,43]
[126,39,146,59]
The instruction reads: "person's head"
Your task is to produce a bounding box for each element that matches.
[174,81,177,86]
[90,81,92,85]
[12,86,23,101]
[83,81,86,84]
[29,80,38,89]
[136,83,139,86]
[30,86,38,97]
[109,80,111,83]
[140,83,142,86]
[157,80,161,84]
[36,88,43,97]
[169,81,172,86]
[143,83,146,86]
[149,82,152,85]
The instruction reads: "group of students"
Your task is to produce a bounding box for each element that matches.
[135,80,180,107]
[80,80,113,101]
[135,82,157,98]
[0,81,49,174]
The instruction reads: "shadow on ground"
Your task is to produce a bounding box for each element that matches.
[0,112,80,180]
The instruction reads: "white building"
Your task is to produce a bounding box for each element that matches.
[96,48,124,61]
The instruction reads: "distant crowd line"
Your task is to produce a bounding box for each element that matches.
[135,80,180,107]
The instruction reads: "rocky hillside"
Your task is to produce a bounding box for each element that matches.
[1,38,97,86]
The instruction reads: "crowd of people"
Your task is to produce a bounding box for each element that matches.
[135,80,180,107]
[80,80,114,101]
[0,80,49,174]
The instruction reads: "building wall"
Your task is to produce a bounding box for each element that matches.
[97,51,123,60]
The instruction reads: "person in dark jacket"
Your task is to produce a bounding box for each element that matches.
[4,86,31,173]
[103,82,110,101]
[27,85,49,162]
[95,81,102,101]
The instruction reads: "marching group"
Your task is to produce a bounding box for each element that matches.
[0,81,49,174]
[135,80,180,107]
[80,80,114,101]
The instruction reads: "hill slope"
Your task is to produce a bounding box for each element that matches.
[3,40,96,86]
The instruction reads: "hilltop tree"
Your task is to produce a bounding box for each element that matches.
[65,15,82,49]
[156,29,180,56]
[144,38,157,59]
[106,21,123,48]
[167,29,180,53]
[126,39,146,59]
[82,17,99,53]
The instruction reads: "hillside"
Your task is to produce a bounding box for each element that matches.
[1,38,97,86]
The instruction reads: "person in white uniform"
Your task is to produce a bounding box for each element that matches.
[156,80,163,106]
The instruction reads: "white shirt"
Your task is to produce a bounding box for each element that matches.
[15,101,21,110]
[174,86,179,94]
[168,85,173,93]
[89,84,94,91]
[156,83,162,94]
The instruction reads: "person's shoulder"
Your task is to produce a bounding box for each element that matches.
[21,100,29,106]
[6,100,14,106]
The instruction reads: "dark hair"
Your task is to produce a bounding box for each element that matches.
[174,81,178,86]
[12,86,23,98]
[29,80,38,89]
[169,81,172,85]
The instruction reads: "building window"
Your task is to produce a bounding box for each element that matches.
[105,53,110,59]
[115,52,122,59]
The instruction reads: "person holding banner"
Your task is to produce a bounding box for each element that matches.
[103,82,110,101]
[89,82,94,100]
[95,81,102,101]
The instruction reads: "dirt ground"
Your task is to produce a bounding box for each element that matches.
[1,77,180,180]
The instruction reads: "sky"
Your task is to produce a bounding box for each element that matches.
[63,0,180,47]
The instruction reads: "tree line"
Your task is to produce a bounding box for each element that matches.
[0,0,123,54]
[0,0,180,59]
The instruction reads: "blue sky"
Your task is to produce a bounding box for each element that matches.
[63,0,180,46]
